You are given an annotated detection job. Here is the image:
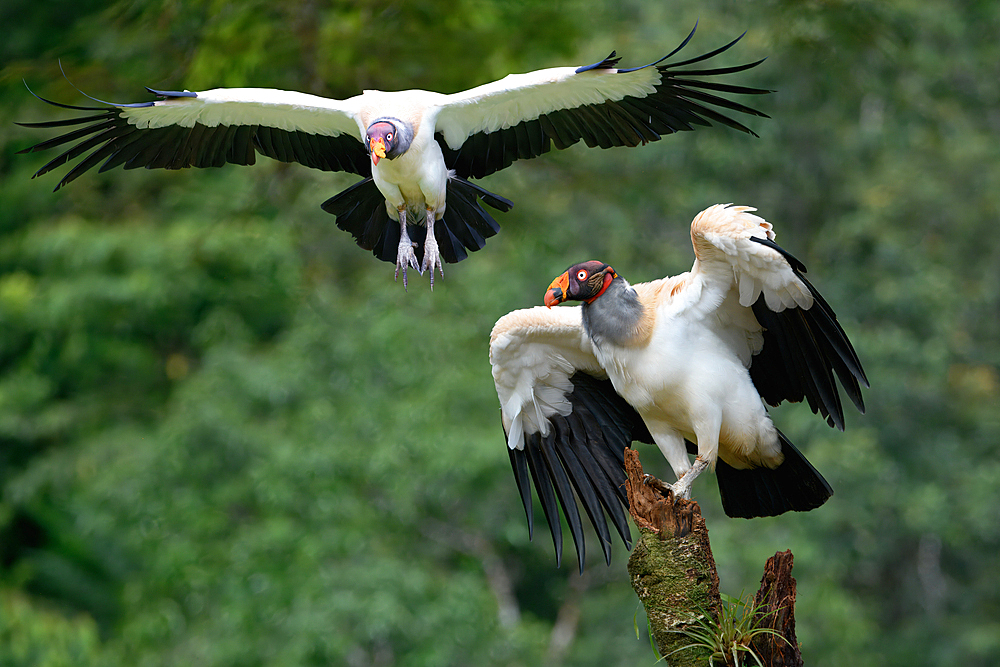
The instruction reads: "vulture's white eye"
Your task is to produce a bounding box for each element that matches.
[386,132,393,142]
[577,270,588,281]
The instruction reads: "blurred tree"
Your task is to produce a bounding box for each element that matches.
[1,0,998,665]
[0,588,100,667]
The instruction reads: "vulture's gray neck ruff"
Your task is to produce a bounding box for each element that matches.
[581,277,644,348]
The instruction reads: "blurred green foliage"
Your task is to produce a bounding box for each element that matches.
[1,1,998,665]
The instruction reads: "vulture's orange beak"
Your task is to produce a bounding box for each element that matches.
[370,138,386,165]
[544,272,570,307]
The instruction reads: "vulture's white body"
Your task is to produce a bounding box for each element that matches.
[599,279,782,476]
[490,205,868,569]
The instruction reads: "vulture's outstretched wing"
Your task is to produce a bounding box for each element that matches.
[17,87,369,190]
[435,27,770,179]
[489,306,651,572]
[686,204,869,430]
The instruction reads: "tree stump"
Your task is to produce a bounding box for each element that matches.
[624,449,721,665]
[751,550,803,667]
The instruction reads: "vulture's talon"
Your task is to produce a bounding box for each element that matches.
[394,212,420,289]
[395,241,420,289]
[421,243,443,289]
[644,473,676,498]
[668,481,692,502]
[670,457,708,502]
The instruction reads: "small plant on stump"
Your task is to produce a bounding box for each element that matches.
[664,591,791,666]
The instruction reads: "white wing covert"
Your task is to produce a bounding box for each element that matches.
[490,306,602,451]
[691,204,812,312]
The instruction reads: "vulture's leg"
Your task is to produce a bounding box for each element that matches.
[421,206,444,288]
[652,431,692,481]
[394,206,420,289]
[645,427,704,500]
[666,412,719,501]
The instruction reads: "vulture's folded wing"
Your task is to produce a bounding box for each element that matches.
[18,87,369,189]
[490,306,651,571]
[688,204,869,430]
[435,26,770,179]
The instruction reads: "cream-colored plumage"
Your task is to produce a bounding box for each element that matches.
[491,204,867,569]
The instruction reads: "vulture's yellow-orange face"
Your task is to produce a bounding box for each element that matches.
[544,261,616,307]
[366,121,395,166]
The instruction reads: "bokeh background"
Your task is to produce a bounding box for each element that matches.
[1,1,998,665]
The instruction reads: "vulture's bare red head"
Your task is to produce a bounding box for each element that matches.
[544,261,617,307]
[366,121,395,165]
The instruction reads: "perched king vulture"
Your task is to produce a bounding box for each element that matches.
[489,204,869,571]
[17,27,769,288]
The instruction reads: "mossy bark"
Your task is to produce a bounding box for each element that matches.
[624,449,721,666]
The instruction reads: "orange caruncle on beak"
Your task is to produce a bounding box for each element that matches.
[370,138,386,165]
[544,272,570,307]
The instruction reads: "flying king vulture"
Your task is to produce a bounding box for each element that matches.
[490,204,869,571]
[17,27,769,288]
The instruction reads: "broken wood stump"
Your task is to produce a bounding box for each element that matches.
[624,448,807,666]
[751,550,804,667]
[624,448,721,665]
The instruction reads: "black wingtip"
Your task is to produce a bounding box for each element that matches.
[20,70,157,112]
[508,444,535,540]
[662,26,748,70]
[523,442,565,568]
[616,22,700,73]
[145,87,197,99]
[501,372,646,571]
[56,60,139,108]
[575,51,621,74]
[19,81,110,113]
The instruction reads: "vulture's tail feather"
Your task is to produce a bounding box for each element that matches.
[439,176,508,258]
[715,429,832,518]
[322,177,509,265]
[322,178,397,260]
